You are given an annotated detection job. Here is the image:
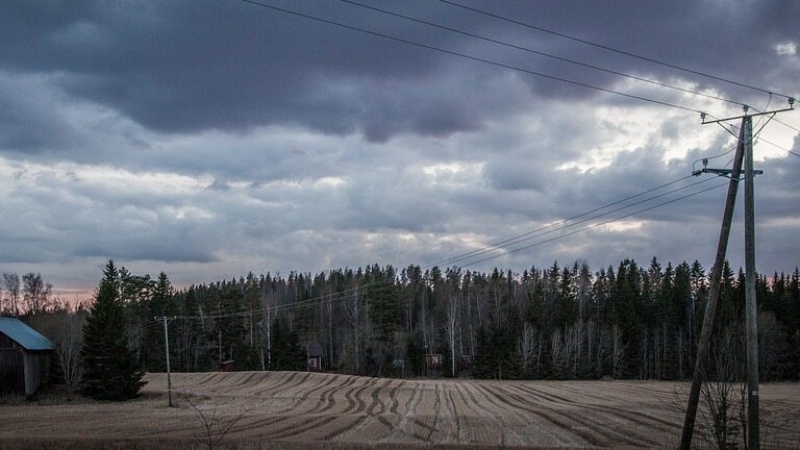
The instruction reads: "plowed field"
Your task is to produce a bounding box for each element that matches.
[1,372,798,449]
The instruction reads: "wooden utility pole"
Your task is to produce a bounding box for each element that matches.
[680,122,745,450]
[156,316,176,407]
[743,113,760,450]
[681,100,793,449]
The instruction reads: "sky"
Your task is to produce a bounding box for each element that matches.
[1,0,799,299]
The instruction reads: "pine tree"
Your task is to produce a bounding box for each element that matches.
[81,260,146,400]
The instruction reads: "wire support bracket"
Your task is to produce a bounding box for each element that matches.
[692,167,762,179]
[701,102,794,125]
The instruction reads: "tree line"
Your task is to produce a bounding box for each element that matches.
[10,257,800,388]
[104,258,800,381]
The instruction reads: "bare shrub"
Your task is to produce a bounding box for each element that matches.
[187,396,247,450]
[699,327,748,450]
[671,326,747,450]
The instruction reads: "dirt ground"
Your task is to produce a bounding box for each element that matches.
[1,372,798,449]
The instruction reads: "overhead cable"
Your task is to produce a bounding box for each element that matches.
[240,0,704,115]
[460,180,728,267]
[437,0,796,101]
[433,175,700,267]
[341,0,746,108]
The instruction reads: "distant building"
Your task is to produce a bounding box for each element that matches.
[425,353,443,370]
[219,360,235,372]
[306,342,323,372]
[0,317,54,396]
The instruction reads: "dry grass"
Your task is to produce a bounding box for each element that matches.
[1,372,798,449]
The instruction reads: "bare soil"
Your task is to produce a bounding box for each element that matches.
[1,372,798,449]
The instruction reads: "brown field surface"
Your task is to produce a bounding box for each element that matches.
[1,372,798,449]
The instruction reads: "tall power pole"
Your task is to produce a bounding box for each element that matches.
[743,113,759,450]
[681,100,793,449]
[680,122,745,450]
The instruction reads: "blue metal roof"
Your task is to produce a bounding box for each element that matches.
[0,317,54,351]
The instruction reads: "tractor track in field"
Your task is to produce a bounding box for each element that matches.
[471,383,563,446]
[381,380,423,443]
[494,383,664,448]
[9,372,800,449]
[511,383,678,434]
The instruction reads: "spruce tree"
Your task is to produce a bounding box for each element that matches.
[81,260,146,400]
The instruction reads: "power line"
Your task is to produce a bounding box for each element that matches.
[714,116,800,158]
[774,117,800,134]
[438,175,724,264]
[176,177,726,319]
[432,175,701,267]
[240,0,704,115]
[462,180,728,268]
[340,0,746,109]
[437,0,796,101]
[758,136,800,159]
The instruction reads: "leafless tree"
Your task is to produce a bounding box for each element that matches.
[3,272,20,316]
[612,324,625,379]
[342,283,362,373]
[565,324,581,378]
[187,396,247,450]
[550,328,566,377]
[22,272,53,315]
[444,293,458,376]
[53,310,87,394]
[521,322,538,376]
[698,327,747,450]
[27,308,87,394]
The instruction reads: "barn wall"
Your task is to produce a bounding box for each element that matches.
[0,349,25,395]
[23,351,50,396]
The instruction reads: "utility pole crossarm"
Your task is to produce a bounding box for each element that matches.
[700,104,794,125]
[692,168,762,178]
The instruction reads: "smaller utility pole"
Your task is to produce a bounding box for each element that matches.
[156,316,176,407]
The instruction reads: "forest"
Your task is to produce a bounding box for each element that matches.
[5,257,800,383]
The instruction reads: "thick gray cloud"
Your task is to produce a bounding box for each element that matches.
[0,0,798,296]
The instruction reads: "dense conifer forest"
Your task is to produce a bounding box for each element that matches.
[112,258,800,381]
[6,258,800,382]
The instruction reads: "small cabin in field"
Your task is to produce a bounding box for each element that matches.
[0,317,54,396]
[306,342,323,372]
[425,353,443,370]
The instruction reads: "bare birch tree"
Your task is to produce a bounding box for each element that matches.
[53,310,86,394]
[521,322,538,376]
[23,272,53,314]
[28,308,87,394]
[612,324,625,378]
[3,272,20,316]
[342,283,362,373]
[444,293,458,377]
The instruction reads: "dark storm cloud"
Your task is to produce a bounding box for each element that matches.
[474,0,800,104]
[1,1,798,293]
[0,0,504,146]
[0,74,81,153]
[3,0,794,149]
